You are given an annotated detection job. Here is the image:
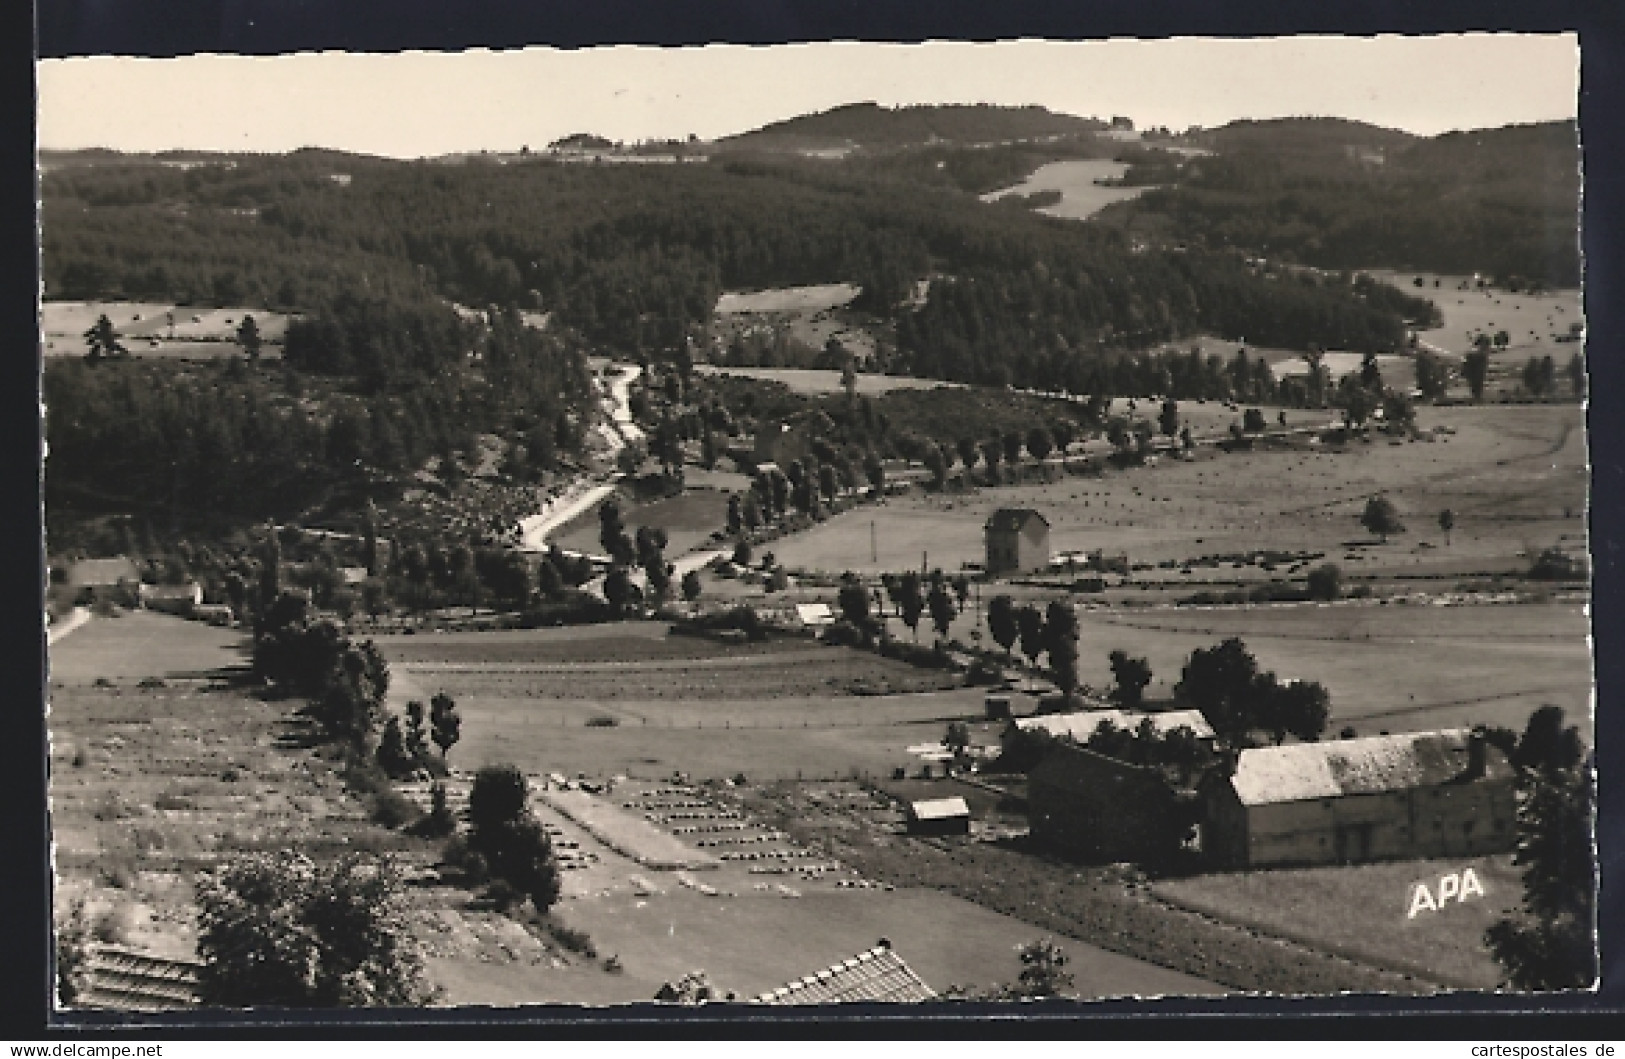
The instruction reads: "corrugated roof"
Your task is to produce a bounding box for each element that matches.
[1015,708,1215,742]
[75,946,202,1012]
[1230,729,1508,807]
[984,508,1049,533]
[908,796,970,820]
[754,941,936,1005]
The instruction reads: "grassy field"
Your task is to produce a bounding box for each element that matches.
[1364,271,1583,358]
[981,159,1148,220]
[694,364,966,397]
[772,403,1584,580]
[1151,854,1521,989]
[48,610,250,685]
[41,301,292,359]
[381,626,982,783]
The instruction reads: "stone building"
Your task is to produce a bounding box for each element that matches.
[1200,729,1516,869]
[983,508,1051,576]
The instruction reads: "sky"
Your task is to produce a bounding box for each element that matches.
[38,34,1579,158]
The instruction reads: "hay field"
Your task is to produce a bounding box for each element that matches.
[980,159,1149,220]
[1363,271,1583,358]
[1078,602,1591,736]
[1152,854,1521,989]
[772,403,1585,579]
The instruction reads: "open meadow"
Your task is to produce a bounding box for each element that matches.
[980,159,1149,220]
[1151,853,1521,990]
[41,301,291,359]
[771,403,1585,581]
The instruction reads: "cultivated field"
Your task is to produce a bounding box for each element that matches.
[47,613,421,966]
[41,301,292,359]
[980,159,1148,220]
[377,626,977,783]
[1152,854,1520,989]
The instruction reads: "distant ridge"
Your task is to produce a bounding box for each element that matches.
[720,101,1106,152]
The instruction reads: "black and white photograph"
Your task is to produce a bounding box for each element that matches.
[34,27,1599,1019]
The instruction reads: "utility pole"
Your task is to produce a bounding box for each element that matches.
[871,520,877,565]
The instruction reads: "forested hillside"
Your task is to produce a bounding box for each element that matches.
[1100,119,1580,287]
[719,101,1106,150]
[42,147,1423,374]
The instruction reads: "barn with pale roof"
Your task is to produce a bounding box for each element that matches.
[1200,728,1516,869]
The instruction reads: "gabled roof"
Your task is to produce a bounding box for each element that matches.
[1229,729,1511,807]
[754,940,936,1005]
[794,602,834,626]
[984,508,1050,534]
[68,557,140,589]
[138,581,201,599]
[1015,708,1215,742]
[907,796,969,820]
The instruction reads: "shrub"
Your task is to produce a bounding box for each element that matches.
[342,751,392,797]
[195,851,430,1007]
[411,782,457,838]
[1306,563,1342,601]
[486,878,524,912]
[370,787,423,830]
[544,918,597,958]
[92,907,131,946]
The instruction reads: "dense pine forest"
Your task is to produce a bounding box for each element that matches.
[1099,119,1580,288]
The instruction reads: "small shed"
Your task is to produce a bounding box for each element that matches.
[984,508,1051,576]
[794,602,834,629]
[904,796,971,836]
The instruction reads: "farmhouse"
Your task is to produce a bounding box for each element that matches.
[66,556,140,605]
[1027,741,1195,864]
[984,508,1051,576]
[1008,708,1215,753]
[1200,729,1516,869]
[753,939,936,1004]
[138,581,203,616]
[904,796,971,836]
